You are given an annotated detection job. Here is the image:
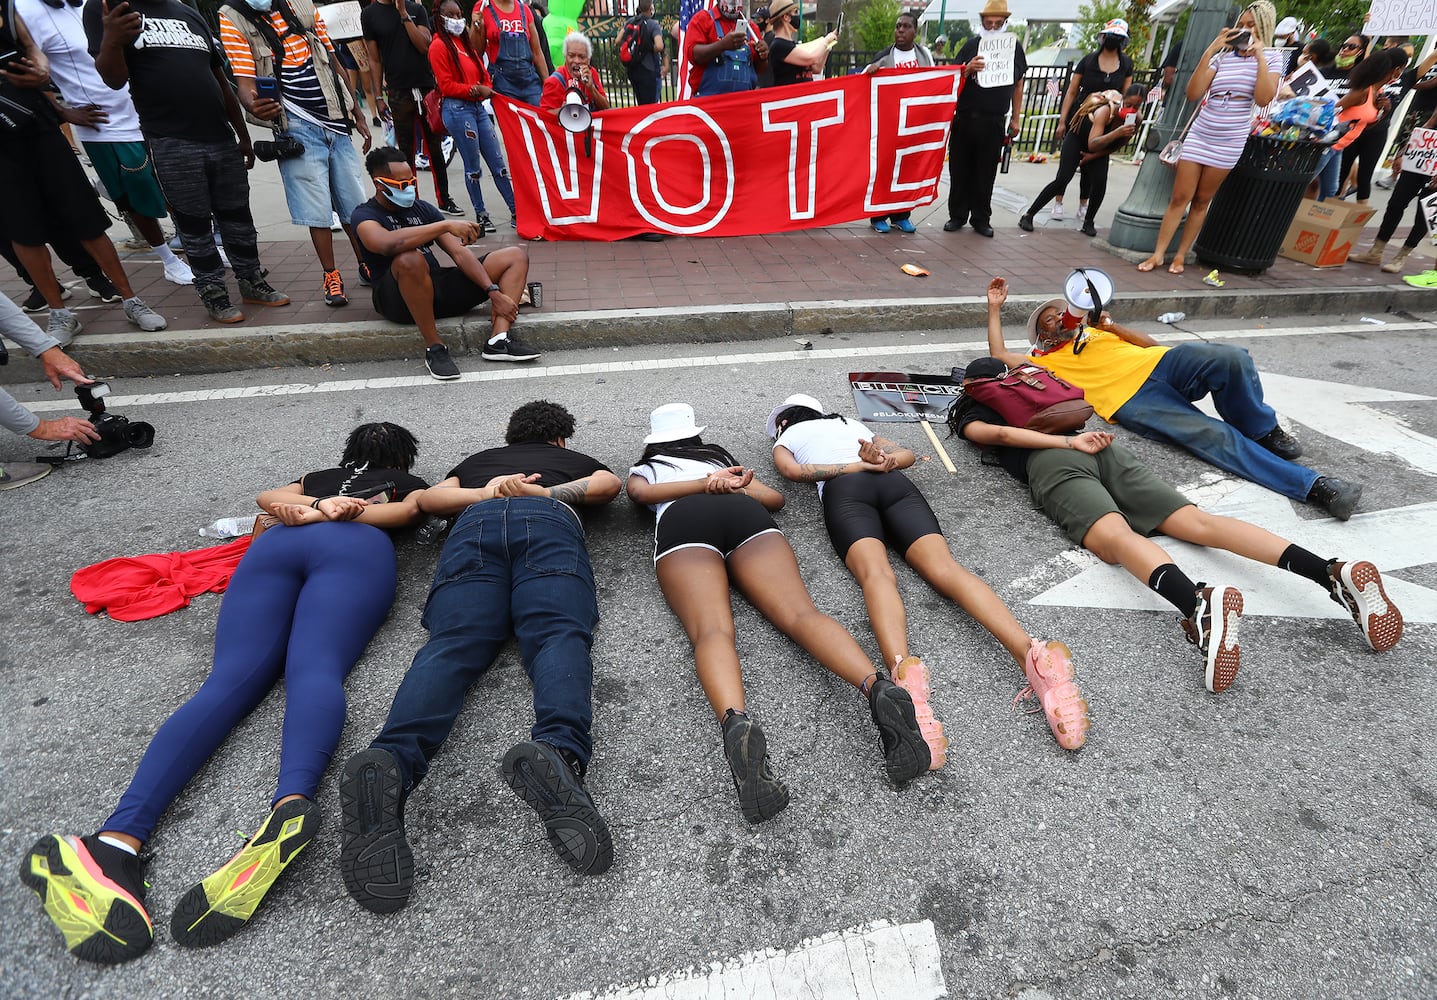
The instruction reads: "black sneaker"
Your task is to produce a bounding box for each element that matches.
[20,834,152,965]
[1180,584,1243,693]
[476,212,496,234]
[480,334,540,363]
[338,748,414,914]
[356,260,374,287]
[237,274,291,307]
[1308,476,1362,521]
[867,676,930,784]
[1017,213,1034,232]
[439,198,465,217]
[501,740,613,876]
[1257,425,1304,460]
[86,275,122,303]
[1080,220,1097,237]
[198,284,244,324]
[721,710,790,824]
[21,285,65,312]
[322,269,348,307]
[170,798,319,948]
[424,343,461,380]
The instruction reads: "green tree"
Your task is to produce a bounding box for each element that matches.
[1270,1,1374,41]
[854,0,902,51]
[1076,0,1155,69]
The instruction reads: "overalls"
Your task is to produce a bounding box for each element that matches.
[486,1,544,106]
[695,18,757,97]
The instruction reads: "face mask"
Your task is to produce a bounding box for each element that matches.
[381,181,417,208]
[444,16,466,35]
[1102,35,1121,50]
[1334,52,1357,68]
[244,0,273,12]
[718,1,743,19]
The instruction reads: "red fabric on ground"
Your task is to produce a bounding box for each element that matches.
[70,537,253,622]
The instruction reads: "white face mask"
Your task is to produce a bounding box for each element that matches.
[978,22,1007,39]
[444,16,466,35]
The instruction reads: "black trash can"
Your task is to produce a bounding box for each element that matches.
[1194,134,1326,273]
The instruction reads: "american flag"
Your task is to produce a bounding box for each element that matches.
[1045,78,1060,100]
[675,0,715,100]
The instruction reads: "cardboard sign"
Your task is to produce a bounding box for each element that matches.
[1284,62,1330,99]
[1365,0,1437,34]
[849,371,963,424]
[1404,127,1437,176]
[316,1,363,41]
[976,33,1016,89]
[1279,198,1377,267]
[1422,192,1437,243]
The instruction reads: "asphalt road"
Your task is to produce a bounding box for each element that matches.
[1,316,1434,999]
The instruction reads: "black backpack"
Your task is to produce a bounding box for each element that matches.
[618,16,645,64]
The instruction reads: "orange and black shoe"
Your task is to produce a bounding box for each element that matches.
[19,833,153,965]
[170,798,319,948]
[322,269,348,307]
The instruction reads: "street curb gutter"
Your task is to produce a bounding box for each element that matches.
[3,286,1430,383]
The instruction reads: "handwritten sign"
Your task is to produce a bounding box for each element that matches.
[316,1,363,41]
[1365,0,1437,34]
[1405,127,1437,176]
[976,33,1016,89]
[1421,192,1437,242]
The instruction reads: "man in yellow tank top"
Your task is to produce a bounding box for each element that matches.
[982,277,1363,520]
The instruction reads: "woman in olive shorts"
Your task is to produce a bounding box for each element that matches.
[949,357,1404,696]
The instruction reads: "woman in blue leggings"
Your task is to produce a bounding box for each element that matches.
[20,423,428,965]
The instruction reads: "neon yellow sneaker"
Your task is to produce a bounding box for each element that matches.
[170,798,318,948]
[19,833,153,965]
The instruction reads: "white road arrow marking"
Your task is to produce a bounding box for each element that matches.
[560,920,947,1000]
[1028,482,1437,623]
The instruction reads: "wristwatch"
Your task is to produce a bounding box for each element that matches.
[485,283,501,295]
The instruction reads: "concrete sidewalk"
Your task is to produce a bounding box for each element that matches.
[4,152,1432,380]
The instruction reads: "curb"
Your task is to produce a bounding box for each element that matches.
[3,285,1431,383]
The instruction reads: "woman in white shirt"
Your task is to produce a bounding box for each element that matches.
[627,404,936,823]
[768,393,1089,752]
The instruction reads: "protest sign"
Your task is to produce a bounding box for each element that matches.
[976,33,1016,89]
[1405,127,1437,176]
[849,372,963,424]
[316,1,363,41]
[1365,0,1437,35]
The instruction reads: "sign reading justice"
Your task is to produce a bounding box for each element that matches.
[491,69,964,242]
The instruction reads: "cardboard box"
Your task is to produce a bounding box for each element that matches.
[1279,199,1377,267]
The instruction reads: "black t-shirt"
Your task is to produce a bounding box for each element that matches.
[625,16,661,78]
[768,36,811,88]
[955,35,1027,115]
[350,196,447,281]
[954,398,1032,483]
[297,466,429,502]
[1160,42,1182,73]
[83,0,232,142]
[361,0,435,91]
[1404,63,1437,117]
[1072,50,1133,98]
[0,0,56,130]
[447,442,611,491]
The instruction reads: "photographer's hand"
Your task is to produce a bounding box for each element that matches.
[30,417,102,444]
[38,347,93,392]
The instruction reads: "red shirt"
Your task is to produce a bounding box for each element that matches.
[540,65,608,112]
[482,0,533,56]
[683,10,759,93]
[428,35,494,100]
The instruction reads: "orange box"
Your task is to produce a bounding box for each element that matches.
[1279,199,1377,267]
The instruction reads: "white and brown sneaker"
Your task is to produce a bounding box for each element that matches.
[1329,561,1403,652]
[1182,584,1243,693]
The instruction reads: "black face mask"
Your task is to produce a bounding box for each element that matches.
[42,0,84,7]
[1102,35,1121,51]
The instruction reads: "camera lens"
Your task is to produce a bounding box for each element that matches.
[253,140,277,162]
[126,421,156,449]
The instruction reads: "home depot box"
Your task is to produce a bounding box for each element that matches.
[1279,199,1377,267]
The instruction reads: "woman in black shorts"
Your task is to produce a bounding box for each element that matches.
[767,394,1089,752]
[627,404,933,822]
[949,356,1404,693]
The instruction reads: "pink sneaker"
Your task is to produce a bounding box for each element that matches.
[894,655,946,769]
[1015,639,1090,751]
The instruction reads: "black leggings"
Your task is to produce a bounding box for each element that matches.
[1027,130,1111,224]
[1374,169,1432,249]
[819,471,942,560]
[1339,119,1391,202]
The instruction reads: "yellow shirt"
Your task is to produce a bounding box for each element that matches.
[1026,328,1169,422]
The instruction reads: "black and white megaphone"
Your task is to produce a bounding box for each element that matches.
[1060,266,1115,331]
[558,86,591,133]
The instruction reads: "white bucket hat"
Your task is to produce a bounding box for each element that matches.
[644,403,706,444]
[766,393,824,437]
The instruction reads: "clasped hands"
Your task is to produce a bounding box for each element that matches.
[270,495,371,526]
[857,438,897,472]
[704,466,753,493]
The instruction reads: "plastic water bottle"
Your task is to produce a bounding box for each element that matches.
[415,514,450,546]
[199,515,255,539]
[1157,311,1186,324]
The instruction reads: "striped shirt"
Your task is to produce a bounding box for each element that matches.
[218,10,345,133]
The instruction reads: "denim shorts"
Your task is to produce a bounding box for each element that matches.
[276,115,368,228]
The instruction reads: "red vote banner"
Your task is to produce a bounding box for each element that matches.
[491,68,963,242]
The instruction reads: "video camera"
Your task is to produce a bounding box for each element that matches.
[75,381,155,459]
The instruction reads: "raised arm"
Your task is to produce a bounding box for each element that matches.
[985,277,1030,368]
[92,0,141,89]
[1095,314,1158,347]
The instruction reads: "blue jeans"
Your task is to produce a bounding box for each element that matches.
[1112,343,1320,501]
[276,115,368,228]
[1315,145,1342,201]
[371,498,600,789]
[440,98,516,218]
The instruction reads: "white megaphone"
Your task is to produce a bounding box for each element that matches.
[558,87,591,133]
[1060,266,1115,331]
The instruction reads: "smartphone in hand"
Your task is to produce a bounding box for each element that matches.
[255,76,280,102]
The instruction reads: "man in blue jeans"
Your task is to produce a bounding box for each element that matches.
[983,278,1363,520]
[339,401,621,913]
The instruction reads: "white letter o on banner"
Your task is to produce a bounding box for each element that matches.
[621,107,735,235]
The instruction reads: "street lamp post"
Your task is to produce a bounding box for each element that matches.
[1108,0,1235,253]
